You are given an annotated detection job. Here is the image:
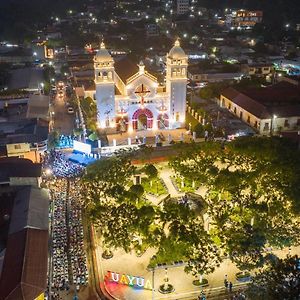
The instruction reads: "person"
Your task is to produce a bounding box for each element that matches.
[229,281,233,292]
[224,278,228,288]
[204,130,209,141]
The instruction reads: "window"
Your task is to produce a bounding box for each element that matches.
[105,117,110,127]
[247,115,250,123]
[228,103,231,110]
[14,144,21,150]
[234,107,237,114]
[284,119,290,128]
[263,123,269,131]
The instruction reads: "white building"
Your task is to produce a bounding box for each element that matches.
[176,0,190,15]
[220,82,300,135]
[87,41,188,132]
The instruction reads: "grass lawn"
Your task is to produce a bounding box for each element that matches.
[142,177,168,196]
[186,112,199,129]
[172,176,199,193]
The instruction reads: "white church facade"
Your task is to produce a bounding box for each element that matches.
[86,41,188,132]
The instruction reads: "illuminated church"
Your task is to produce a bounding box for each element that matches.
[90,41,188,132]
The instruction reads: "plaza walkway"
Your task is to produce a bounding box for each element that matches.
[159,168,183,197]
[95,237,300,300]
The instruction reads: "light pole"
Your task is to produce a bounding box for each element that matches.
[152,268,155,300]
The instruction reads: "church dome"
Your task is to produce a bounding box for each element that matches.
[168,40,186,59]
[95,42,112,61]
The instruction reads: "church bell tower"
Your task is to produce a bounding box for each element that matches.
[166,40,188,128]
[94,42,116,129]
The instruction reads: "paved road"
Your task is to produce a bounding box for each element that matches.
[53,91,75,135]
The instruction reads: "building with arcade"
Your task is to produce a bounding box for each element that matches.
[84,40,188,132]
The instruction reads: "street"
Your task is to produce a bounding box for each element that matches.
[52,87,76,135]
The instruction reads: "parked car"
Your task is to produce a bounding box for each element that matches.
[67,107,74,114]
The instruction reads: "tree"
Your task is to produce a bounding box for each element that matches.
[199,86,214,100]
[129,184,144,201]
[48,130,60,149]
[144,164,158,187]
[246,255,300,300]
[185,226,221,284]
[80,97,97,131]
[169,137,300,273]
[82,152,136,206]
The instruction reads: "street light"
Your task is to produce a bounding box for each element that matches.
[270,114,277,136]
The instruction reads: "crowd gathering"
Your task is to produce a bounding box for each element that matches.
[48,179,88,299]
[68,181,89,287]
[43,150,84,178]
[50,180,69,295]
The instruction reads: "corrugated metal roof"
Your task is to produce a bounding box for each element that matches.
[9,187,49,235]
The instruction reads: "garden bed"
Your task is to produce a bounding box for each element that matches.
[141,178,168,196]
[236,272,251,282]
[192,278,209,287]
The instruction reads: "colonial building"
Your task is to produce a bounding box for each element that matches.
[85,41,188,132]
[220,81,300,135]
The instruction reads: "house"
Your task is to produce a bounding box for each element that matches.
[241,63,274,77]
[220,81,300,134]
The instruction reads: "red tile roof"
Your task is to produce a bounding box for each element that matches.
[114,57,139,83]
[221,82,300,119]
[0,228,48,300]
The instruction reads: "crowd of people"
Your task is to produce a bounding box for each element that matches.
[68,181,89,287]
[51,180,69,293]
[49,179,88,299]
[43,150,84,178]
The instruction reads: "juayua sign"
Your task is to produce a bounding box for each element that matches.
[106,271,153,290]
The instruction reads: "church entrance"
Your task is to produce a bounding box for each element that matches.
[132,108,153,130]
[138,114,148,130]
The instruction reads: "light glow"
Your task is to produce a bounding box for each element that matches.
[106,271,153,290]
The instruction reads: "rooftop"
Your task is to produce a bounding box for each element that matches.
[0,158,42,182]
[221,82,300,119]
[114,57,139,83]
[7,68,44,91]
[0,185,48,300]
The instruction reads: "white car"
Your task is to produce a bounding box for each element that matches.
[67,107,74,114]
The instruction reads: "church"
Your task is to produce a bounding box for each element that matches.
[85,40,188,132]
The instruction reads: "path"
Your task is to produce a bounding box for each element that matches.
[159,168,183,198]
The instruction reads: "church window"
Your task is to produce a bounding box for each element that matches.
[98,72,101,77]
[105,117,110,127]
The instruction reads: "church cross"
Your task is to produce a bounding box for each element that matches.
[135,84,150,108]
